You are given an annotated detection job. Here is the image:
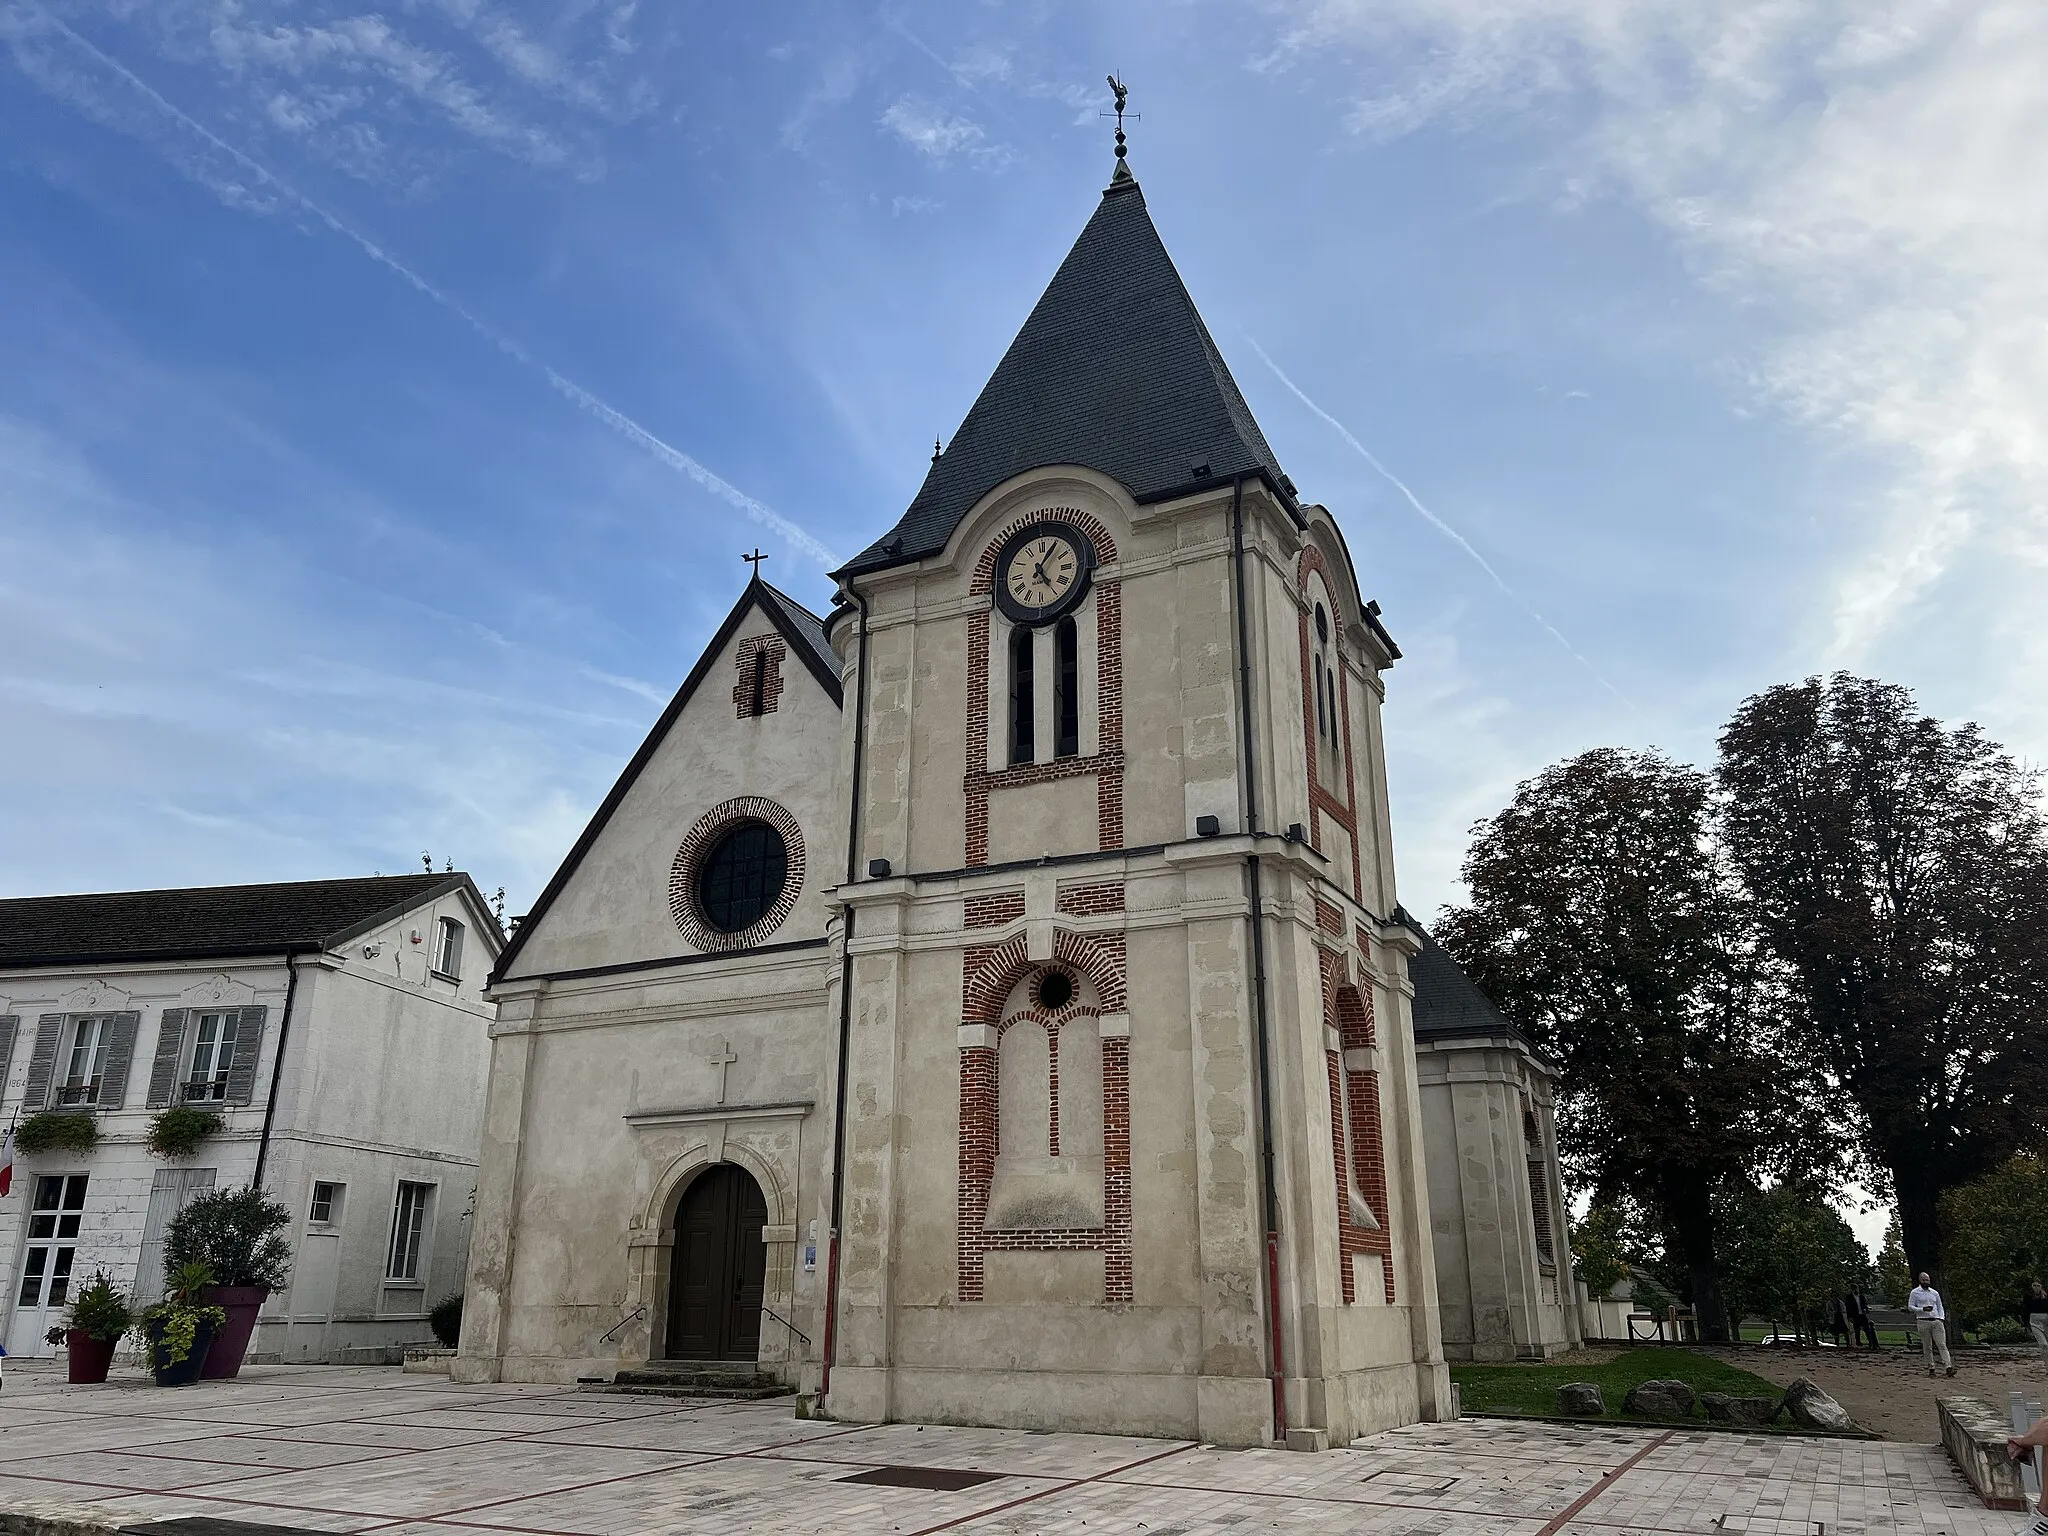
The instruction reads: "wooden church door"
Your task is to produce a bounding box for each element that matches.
[664,1165,767,1361]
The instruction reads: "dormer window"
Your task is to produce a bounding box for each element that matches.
[433,917,465,981]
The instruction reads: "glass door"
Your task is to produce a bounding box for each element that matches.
[7,1174,88,1357]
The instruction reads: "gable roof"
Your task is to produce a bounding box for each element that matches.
[0,873,486,969]
[490,578,841,982]
[1409,928,1532,1045]
[839,174,1295,577]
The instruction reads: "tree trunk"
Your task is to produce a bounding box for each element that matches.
[1662,1170,1730,1342]
[1894,1165,1944,1280]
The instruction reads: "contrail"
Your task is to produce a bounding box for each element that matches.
[1247,337,1632,710]
[34,13,836,569]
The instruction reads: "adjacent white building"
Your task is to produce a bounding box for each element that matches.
[1,873,499,1363]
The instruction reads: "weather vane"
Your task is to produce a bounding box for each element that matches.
[1104,74,1137,177]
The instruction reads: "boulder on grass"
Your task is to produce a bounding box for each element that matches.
[1557,1382,1606,1416]
[1700,1392,1779,1426]
[1622,1379,1696,1419]
[1779,1377,1853,1433]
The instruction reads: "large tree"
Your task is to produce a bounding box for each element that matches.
[1716,674,2048,1276]
[1437,747,1824,1341]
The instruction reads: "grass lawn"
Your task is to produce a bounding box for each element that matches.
[1452,1347,1792,1426]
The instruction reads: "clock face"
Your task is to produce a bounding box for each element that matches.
[994,521,1095,624]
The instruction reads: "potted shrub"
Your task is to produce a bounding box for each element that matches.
[45,1270,132,1384]
[163,1186,292,1380]
[138,1262,227,1387]
[147,1107,224,1159]
[14,1111,99,1154]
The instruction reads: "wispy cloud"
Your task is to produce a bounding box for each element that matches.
[6,12,836,568]
[879,93,1006,165]
[1263,0,2048,732]
[1247,335,1633,710]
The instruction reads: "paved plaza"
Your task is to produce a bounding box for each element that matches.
[0,1362,2019,1536]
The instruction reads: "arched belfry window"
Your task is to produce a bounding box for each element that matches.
[1054,617,1079,759]
[1009,625,1035,766]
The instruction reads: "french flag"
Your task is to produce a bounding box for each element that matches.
[0,1117,13,1200]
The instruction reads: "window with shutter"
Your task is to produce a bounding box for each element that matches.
[23,1016,62,1110]
[184,1012,240,1101]
[223,1006,268,1106]
[94,1011,141,1110]
[146,1009,189,1108]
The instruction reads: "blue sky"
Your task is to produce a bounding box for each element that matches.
[4,0,2043,946]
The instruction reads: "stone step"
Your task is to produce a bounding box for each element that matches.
[582,1381,794,1401]
[582,1366,793,1401]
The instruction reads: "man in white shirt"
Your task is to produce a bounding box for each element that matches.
[1908,1271,1956,1377]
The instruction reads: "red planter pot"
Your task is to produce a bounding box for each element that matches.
[200,1286,270,1380]
[66,1329,117,1384]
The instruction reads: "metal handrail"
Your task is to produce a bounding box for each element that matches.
[763,1307,811,1347]
[597,1304,647,1345]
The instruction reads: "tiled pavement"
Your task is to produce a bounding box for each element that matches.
[0,1361,2021,1536]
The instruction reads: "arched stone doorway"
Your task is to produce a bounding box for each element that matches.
[663,1163,767,1361]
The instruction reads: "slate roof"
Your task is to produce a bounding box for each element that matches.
[839,174,1294,576]
[1409,928,1532,1045]
[757,580,838,684]
[0,873,477,968]
[490,578,841,983]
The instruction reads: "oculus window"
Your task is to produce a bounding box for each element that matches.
[697,821,789,934]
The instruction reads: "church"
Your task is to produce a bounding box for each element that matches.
[454,131,1477,1448]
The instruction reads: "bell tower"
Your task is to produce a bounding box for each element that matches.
[816,105,1451,1446]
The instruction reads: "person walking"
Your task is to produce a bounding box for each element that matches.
[1908,1271,1955,1377]
[2023,1281,2048,1363]
[1847,1289,1883,1350]
[1827,1294,1851,1347]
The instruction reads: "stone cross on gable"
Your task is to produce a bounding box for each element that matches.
[708,1038,738,1104]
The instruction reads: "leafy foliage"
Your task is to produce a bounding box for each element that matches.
[1937,1152,2048,1328]
[1717,1181,1869,1337]
[63,1270,133,1342]
[1571,1202,1639,1299]
[138,1262,227,1370]
[164,1186,293,1290]
[1717,674,2048,1273]
[147,1107,224,1159]
[1877,1217,1910,1306]
[429,1293,464,1349]
[1436,747,1834,1339]
[15,1112,99,1154]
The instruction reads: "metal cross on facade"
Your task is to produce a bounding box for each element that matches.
[742,548,767,575]
[708,1038,738,1104]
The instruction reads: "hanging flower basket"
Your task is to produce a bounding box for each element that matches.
[14,1112,99,1155]
[147,1107,224,1159]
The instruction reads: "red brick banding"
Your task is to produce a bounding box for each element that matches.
[965,891,1026,929]
[1055,881,1125,916]
[1321,953,1394,1302]
[732,633,786,718]
[956,923,1132,1304]
[1297,545,1365,903]
[964,510,1124,866]
[667,797,806,953]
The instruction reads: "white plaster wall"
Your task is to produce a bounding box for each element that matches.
[507,606,845,978]
[0,884,497,1362]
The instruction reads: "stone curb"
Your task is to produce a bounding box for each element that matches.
[1464,1408,1881,1440]
[0,1501,122,1536]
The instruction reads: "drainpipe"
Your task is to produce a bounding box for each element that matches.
[820,586,872,1398]
[1229,477,1288,1440]
[251,950,303,1191]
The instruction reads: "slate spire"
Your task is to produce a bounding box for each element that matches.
[838,159,1292,576]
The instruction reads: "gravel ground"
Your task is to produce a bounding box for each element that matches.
[1702,1342,2048,1441]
